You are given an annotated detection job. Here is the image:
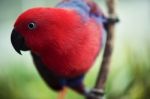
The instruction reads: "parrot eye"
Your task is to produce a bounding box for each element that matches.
[28,22,36,30]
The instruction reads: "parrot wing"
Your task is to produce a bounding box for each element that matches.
[56,0,107,23]
[57,0,107,48]
[31,52,64,91]
[31,52,85,92]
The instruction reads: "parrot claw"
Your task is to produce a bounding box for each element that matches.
[104,16,119,32]
[107,16,120,24]
[85,88,104,99]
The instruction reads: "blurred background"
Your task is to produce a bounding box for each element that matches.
[0,0,150,99]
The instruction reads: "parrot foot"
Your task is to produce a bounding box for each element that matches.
[85,88,104,99]
[104,15,119,32]
[107,16,119,24]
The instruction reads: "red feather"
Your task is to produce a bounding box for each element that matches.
[14,7,103,78]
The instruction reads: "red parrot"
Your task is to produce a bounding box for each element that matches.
[11,0,107,98]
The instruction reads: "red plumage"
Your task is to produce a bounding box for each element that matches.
[14,7,103,78]
[10,0,108,96]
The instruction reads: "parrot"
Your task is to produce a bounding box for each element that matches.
[11,0,108,98]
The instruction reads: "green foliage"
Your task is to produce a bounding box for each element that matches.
[0,0,149,99]
[106,44,150,99]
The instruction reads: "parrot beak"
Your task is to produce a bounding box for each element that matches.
[11,29,29,55]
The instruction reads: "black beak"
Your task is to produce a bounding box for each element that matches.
[11,29,29,55]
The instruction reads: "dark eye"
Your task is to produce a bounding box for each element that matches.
[28,22,36,30]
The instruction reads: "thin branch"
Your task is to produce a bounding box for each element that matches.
[86,0,118,99]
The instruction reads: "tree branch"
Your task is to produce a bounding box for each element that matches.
[86,0,118,99]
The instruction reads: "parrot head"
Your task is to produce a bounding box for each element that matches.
[11,7,82,55]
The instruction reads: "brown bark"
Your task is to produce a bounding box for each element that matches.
[95,0,117,94]
[86,0,118,99]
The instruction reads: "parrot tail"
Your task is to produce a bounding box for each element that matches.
[57,87,67,99]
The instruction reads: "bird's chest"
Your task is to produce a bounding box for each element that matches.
[38,22,102,77]
[40,43,99,78]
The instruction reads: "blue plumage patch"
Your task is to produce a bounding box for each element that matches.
[56,0,90,18]
[56,0,107,23]
[57,75,84,87]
